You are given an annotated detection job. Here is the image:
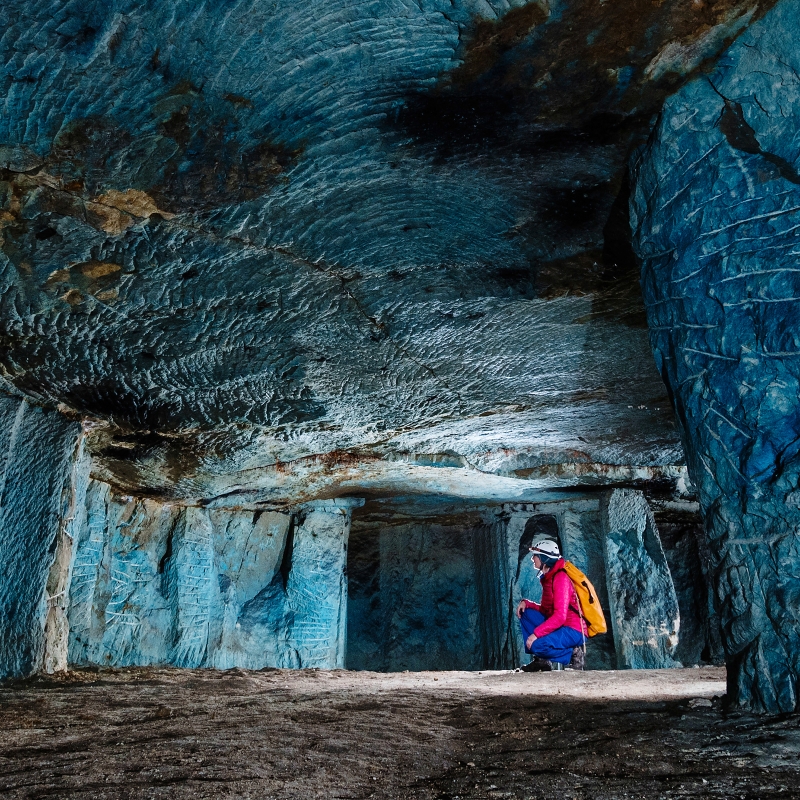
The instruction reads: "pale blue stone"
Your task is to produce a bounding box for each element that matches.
[602,490,680,670]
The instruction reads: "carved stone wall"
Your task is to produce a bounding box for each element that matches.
[0,395,86,679]
[631,0,800,711]
[67,484,359,670]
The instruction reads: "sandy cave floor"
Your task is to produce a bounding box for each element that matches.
[1,666,799,799]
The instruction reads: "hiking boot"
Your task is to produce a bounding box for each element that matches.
[520,658,552,673]
[566,646,585,671]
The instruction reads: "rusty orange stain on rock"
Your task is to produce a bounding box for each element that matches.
[449,2,549,88]
[45,268,70,286]
[84,191,167,236]
[75,261,122,280]
[93,188,174,221]
[93,288,119,303]
[60,288,83,306]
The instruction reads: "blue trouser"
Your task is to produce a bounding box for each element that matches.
[519,609,584,664]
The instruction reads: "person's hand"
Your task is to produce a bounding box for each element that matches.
[516,600,527,618]
[526,633,537,650]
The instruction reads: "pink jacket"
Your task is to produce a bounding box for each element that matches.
[523,558,587,639]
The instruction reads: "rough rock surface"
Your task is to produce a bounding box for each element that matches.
[631,0,800,712]
[0,0,768,504]
[0,468,709,677]
[654,499,726,668]
[0,396,84,680]
[67,485,359,669]
[346,495,705,671]
[347,510,485,671]
[0,0,795,708]
[555,503,617,669]
[602,489,681,669]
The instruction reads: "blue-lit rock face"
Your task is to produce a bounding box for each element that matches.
[656,506,725,668]
[0,428,715,678]
[68,485,357,669]
[0,0,785,689]
[602,490,680,669]
[347,513,485,671]
[631,0,800,712]
[557,505,617,669]
[0,0,766,505]
[346,496,710,671]
[0,396,85,680]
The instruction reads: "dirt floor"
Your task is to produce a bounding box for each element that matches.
[1,666,799,799]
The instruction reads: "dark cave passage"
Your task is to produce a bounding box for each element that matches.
[345,496,721,673]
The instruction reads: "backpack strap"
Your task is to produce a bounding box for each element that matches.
[564,563,588,651]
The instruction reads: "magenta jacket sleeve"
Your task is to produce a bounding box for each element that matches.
[523,599,540,611]
[533,571,571,638]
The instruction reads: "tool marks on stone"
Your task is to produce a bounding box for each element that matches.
[0,0,724,503]
[631,0,800,712]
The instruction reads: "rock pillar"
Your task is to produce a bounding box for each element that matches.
[631,0,800,710]
[504,510,540,669]
[285,499,362,669]
[41,435,91,673]
[0,395,86,680]
[602,490,680,669]
[472,511,514,670]
[68,483,187,667]
[168,507,216,668]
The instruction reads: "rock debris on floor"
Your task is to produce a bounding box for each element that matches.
[1,666,799,799]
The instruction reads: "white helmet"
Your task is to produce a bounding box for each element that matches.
[528,538,561,562]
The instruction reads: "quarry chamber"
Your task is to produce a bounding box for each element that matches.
[346,498,720,673]
[2,0,800,717]
[0,397,718,678]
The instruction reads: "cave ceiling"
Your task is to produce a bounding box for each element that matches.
[0,0,771,507]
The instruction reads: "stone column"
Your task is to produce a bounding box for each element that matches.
[0,395,86,680]
[284,499,363,668]
[601,489,680,669]
[472,509,514,669]
[65,490,363,670]
[168,507,216,668]
[42,436,91,673]
[67,487,297,670]
[504,510,538,668]
[631,1,800,710]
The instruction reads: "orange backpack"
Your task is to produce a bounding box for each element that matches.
[563,561,607,637]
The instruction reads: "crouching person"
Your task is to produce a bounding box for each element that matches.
[516,539,586,672]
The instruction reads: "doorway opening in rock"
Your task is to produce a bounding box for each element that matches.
[345,508,575,672]
[346,508,487,672]
[344,496,723,673]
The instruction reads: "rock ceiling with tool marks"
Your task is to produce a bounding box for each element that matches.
[0,0,773,505]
